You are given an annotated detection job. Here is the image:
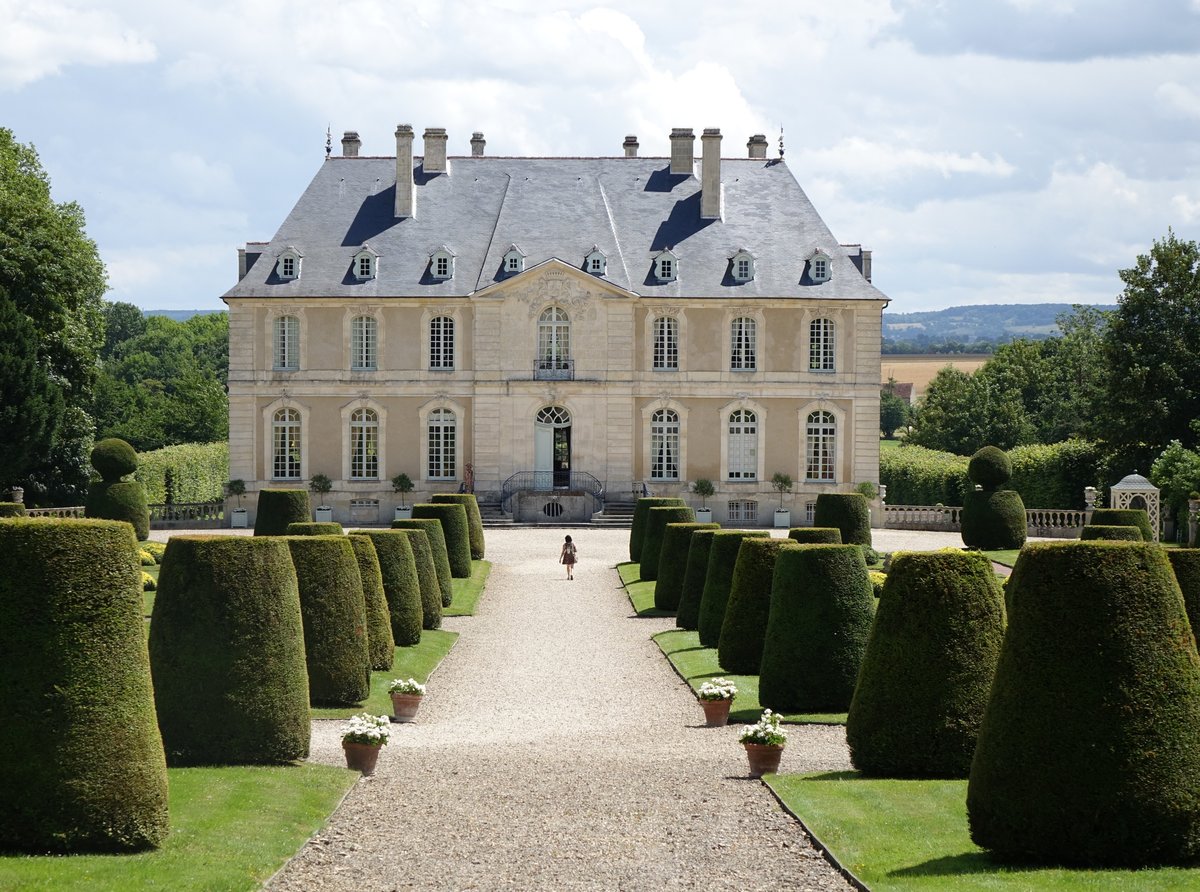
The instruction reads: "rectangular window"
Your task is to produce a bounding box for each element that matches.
[591,257,602,272]
[272,419,301,479]
[659,259,673,280]
[435,256,450,278]
[727,411,757,480]
[350,417,378,479]
[806,412,836,481]
[806,501,817,524]
[652,317,678,370]
[428,412,456,479]
[650,412,679,480]
[813,258,827,280]
[281,256,295,278]
[430,316,454,369]
[730,317,756,370]
[810,318,835,371]
[727,500,757,524]
[351,317,376,370]
[357,256,372,278]
[274,316,299,370]
[737,258,749,279]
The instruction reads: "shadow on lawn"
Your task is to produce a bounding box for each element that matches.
[889,852,1046,879]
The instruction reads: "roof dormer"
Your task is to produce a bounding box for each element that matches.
[653,249,678,283]
[503,245,526,275]
[431,246,456,280]
[277,247,302,281]
[353,245,378,281]
[731,248,755,283]
[584,247,607,276]
[808,248,832,284]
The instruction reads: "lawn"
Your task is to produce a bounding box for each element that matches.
[768,772,1200,891]
[444,559,491,616]
[0,763,356,892]
[617,562,673,617]
[982,549,1022,568]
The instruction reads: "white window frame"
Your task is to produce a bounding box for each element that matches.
[727,410,758,480]
[350,314,378,371]
[348,407,380,480]
[586,249,607,275]
[730,316,757,371]
[732,250,755,282]
[537,306,571,367]
[431,248,455,280]
[426,408,457,480]
[273,314,300,371]
[353,248,377,281]
[719,399,766,483]
[262,397,309,482]
[809,317,836,372]
[727,499,758,524]
[418,398,466,485]
[278,249,300,280]
[654,251,678,282]
[804,409,837,482]
[429,315,455,370]
[642,401,688,483]
[810,252,831,283]
[652,316,679,370]
[504,247,525,274]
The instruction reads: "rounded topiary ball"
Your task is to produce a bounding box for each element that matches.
[85,479,150,541]
[90,437,138,482]
[676,528,721,631]
[968,446,1012,491]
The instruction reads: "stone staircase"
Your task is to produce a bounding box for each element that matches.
[591,498,636,528]
[478,499,513,527]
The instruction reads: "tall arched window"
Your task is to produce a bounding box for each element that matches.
[537,307,571,370]
[730,317,756,370]
[650,409,680,480]
[428,409,457,479]
[430,316,454,369]
[727,409,758,480]
[351,315,377,370]
[806,410,836,481]
[272,408,302,479]
[274,315,299,370]
[810,318,835,371]
[652,316,679,370]
[349,408,379,479]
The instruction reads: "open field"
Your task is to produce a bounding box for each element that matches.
[881,354,990,401]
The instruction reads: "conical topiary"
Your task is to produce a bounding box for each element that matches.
[1088,507,1154,542]
[629,497,686,563]
[697,530,770,648]
[393,518,454,607]
[717,537,793,674]
[430,493,485,560]
[392,527,442,630]
[787,527,842,544]
[813,493,872,546]
[640,505,696,582]
[348,535,395,670]
[676,528,720,630]
[960,445,1026,549]
[847,549,1005,777]
[1080,524,1142,541]
[358,530,424,646]
[968,542,1200,866]
[412,503,471,577]
[1167,549,1200,638]
[287,521,344,536]
[254,489,311,536]
[654,522,719,611]
[759,544,875,713]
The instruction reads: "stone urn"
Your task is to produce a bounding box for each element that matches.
[743,743,784,778]
[343,741,383,775]
[699,698,733,727]
[390,692,423,723]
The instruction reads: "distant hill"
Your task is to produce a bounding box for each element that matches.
[144,309,225,321]
[883,303,1115,353]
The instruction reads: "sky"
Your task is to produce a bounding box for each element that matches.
[3,0,1198,314]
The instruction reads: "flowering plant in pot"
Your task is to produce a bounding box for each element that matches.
[697,677,737,726]
[739,709,787,777]
[341,713,392,775]
[387,677,426,723]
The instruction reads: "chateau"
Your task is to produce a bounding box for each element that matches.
[223,125,889,525]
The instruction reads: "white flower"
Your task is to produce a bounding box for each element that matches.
[342,712,393,745]
[387,677,427,695]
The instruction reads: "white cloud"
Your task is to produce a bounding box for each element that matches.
[1156,81,1200,119]
[800,137,1015,181]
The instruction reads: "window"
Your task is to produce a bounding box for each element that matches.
[810,318,835,371]
[727,500,758,523]
[507,255,520,272]
[272,408,302,479]
[430,316,454,369]
[650,409,680,480]
[811,255,830,283]
[282,256,295,278]
[730,317,756,370]
[737,258,749,279]
[350,315,377,370]
[590,256,604,273]
[732,250,755,282]
[727,409,758,480]
[659,259,673,280]
[428,409,457,479]
[586,248,607,275]
[357,254,373,279]
[652,316,678,370]
[274,315,299,370]
[432,249,455,280]
[350,408,379,479]
[504,247,525,274]
[538,307,571,368]
[806,410,836,481]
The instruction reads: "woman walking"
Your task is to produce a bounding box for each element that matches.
[560,535,578,580]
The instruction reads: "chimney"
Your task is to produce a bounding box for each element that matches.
[395,124,414,218]
[470,132,486,157]
[669,128,694,175]
[423,127,448,173]
[341,131,362,157]
[747,133,768,159]
[237,247,247,280]
[623,135,639,157]
[701,128,722,220]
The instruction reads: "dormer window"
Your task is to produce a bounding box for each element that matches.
[731,249,755,283]
[431,247,455,280]
[654,250,678,283]
[503,246,525,275]
[810,250,831,284]
[277,248,301,281]
[353,246,378,281]
[585,247,607,276]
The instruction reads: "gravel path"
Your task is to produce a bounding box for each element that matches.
[266,527,856,891]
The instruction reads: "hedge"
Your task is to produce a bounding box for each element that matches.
[287,522,344,536]
[285,535,371,706]
[717,537,793,674]
[135,441,228,504]
[847,550,1006,778]
[86,479,150,541]
[969,542,1200,866]
[392,518,453,607]
[879,444,971,507]
[392,528,442,630]
[0,502,27,517]
[676,529,720,631]
[696,530,770,648]
[759,544,875,712]
[348,535,395,670]
[787,527,841,544]
[961,489,1027,550]
[149,536,310,765]
[411,503,471,578]
[640,505,696,582]
[430,493,485,560]
[357,530,424,646]
[254,489,311,536]
[654,522,719,611]
[1080,524,1142,541]
[90,437,138,480]
[0,518,169,852]
[1167,550,1200,640]
[813,493,872,546]
[1088,508,1154,542]
[629,497,686,562]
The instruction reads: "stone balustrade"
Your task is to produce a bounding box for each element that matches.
[884,504,1087,538]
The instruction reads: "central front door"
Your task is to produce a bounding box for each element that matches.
[553,425,571,488]
[534,405,572,490]
[534,423,554,490]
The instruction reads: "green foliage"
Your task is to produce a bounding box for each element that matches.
[1088,508,1153,542]
[691,478,715,507]
[1151,440,1200,520]
[639,505,695,582]
[908,366,1033,454]
[676,529,720,631]
[430,493,485,560]
[148,536,310,765]
[787,527,842,544]
[1166,550,1200,641]
[253,489,311,536]
[391,518,453,607]
[139,548,155,565]
[285,536,370,705]
[357,530,423,646]
[347,535,394,671]
[86,479,150,540]
[0,518,168,852]
[308,473,332,498]
[0,296,64,487]
[879,443,971,506]
[653,522,718,611]
[411,503,471,577]
[813,493,872,546]
[760,544,875,712]
[142,540,166,563]
[90,437,138,480]
[629,497,686,562]
[967,446,1011,490]
[771,472,793,508]
[135,442,228,504]
[1080,524,1143,541]
[880,378,910,439]
[847,550,1006,778]
[969,541,1200,866]
[961,489,1027,550]
[393,528,443,631]
[286,522,343,536]
[717,538,792,674]
[0,501,26,517]
[697,530,770,648]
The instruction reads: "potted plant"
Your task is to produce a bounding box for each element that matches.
[692,478,715,523]
[392,473,414,520]
[771,472,793,528]
[696,677,737,727]
[739,709,788,777]
[226,478,248,528]
[388,677,426,723]
[310,473,333,521]
[341,712,392,775]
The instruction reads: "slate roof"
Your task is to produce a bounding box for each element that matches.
[223,154,889,303]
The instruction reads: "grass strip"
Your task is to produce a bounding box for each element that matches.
[768,772,1200,891]
[444,559,491,616]
[0,763,356,891]
[311,628,458,719]
[618,561,673,617]
[654,629,846,725]
[982,549,1021,568]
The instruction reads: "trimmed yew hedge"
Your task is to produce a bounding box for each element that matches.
[654,522,719,611]
[717,537,793,674]
[287,522,344,536]
[392,518,453,607]
[0,501,26,517]
[676,528,720,630]
[969,541,1200,866]
[285,535,370,706]
[348,535,395,670]
[697,530,770,648]
[412,503,471,577]
[629,497,686,562]
[640,505,696,582]
[90,437,138,479]
[430,493,485,560]
[1167,549,1200,640]
[787,527,842,544]
[1080,524,1142,541]
[961,489,1027,549]
[149,535,310,765]
[847,549,1005,778]
[135,441,228,504]
[358,530,424,646]
[392,528,442,630]
[0,518,169,852]
[759,544,876,713]
[813,493,872,546]
[86,480,150,541]
[1089,508,1154,542]
[254,489,312,536]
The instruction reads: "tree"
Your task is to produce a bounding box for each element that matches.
[907,367,1032,455]
[0,296,64,486]
[101,302,146,359]
[880,378,910,439]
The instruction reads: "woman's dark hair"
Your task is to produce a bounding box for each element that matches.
[564,535,573,543]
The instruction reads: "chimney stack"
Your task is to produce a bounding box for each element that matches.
[341,131,362,157]
[470,132,486,156]
[395,124,415,218]
[423,127,448,173]
[623,135,639,157]
[669,128,695,175]
[701,128,722,220]
[747,133,768,159]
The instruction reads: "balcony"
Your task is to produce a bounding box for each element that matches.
[534,357,574,380]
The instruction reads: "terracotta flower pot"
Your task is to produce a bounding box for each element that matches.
[699,697,733,727]
[743,742,784,778]
[343,740,383,775]
[390,692,423,723]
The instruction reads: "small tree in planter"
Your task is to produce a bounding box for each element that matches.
[771,473,793,527]
[309,474,333,520]
[392,473,414,518]
[692,478,715,520]
[226,479,247,528]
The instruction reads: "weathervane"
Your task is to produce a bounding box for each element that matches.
[325,125,332,160]
[778,125,785,159]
